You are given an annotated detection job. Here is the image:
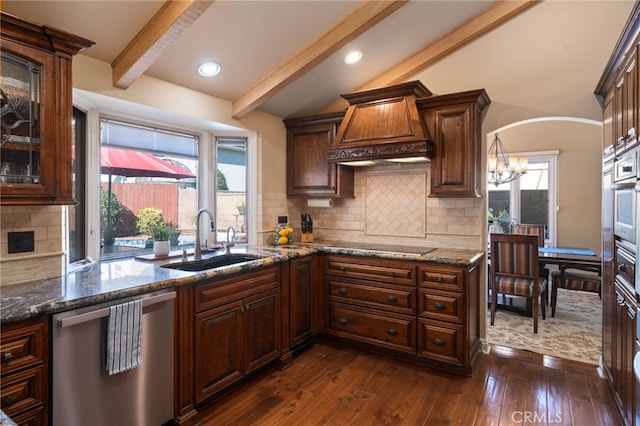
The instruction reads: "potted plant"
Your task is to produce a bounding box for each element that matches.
[488,208,510,233]
[148,222,174,257]
[236,201,246,215]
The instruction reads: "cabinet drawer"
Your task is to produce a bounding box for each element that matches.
[9,407,44,426]
[418,319,464,366]
[0,322,46,375]
[195,266,279,312]
[0,367,44,417]
[419,266,464,291]
[326,255,415,286]
[418,289,464,323]
[328,279,415,314]
[327,303,416,353]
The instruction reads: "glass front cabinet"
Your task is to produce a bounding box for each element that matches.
[0,12,93,205]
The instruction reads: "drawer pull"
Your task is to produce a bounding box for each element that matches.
[338,287,347,295]
[436,276,443,283]
[433,338,446,347]
[387,328,398,336]
[434,302,446,310]
[340,266,345,272]
[1,395,15,407]
[338,318,348,326]
[617,264,627,273]
[389,272,395,277]
[387,295,398,303]
[617,295,625,307]
[2,351,14,362]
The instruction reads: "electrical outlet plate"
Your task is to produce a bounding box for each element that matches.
[8,231,35,253]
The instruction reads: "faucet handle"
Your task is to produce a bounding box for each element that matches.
[209,220,215,231]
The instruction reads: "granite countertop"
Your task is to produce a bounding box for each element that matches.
[0,243,483,324]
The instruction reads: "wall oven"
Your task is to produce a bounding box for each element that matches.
[612,148,638,245]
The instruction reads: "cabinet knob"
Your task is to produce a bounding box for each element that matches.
[340,266,345,272]
[432,338,446,347]
[2,351,13,362]
[387,328,398,336]
[436,276,443,283]
[338,318,348,326]
[240,306,245,312]
[1,395,15,407]
[434,302,446,310]
[387,295,397,303]
[389,272,395,277]
[617,264,627,273]
[617,295,625,307]
[338,287,347,295]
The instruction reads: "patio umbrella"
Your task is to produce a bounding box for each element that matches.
[97,146,196,245]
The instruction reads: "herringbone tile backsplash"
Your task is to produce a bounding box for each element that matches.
[365,172,426,237]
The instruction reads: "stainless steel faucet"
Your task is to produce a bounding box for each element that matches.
[226,226,236,254]
[195,208,215,260]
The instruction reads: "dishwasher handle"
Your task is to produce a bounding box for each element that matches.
[57,291,176,328]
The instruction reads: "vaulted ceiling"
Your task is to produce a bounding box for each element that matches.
[1,1,635,123]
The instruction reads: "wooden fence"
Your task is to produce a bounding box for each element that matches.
[104,182,179,226]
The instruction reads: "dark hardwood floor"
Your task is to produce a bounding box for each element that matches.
[198,340,621,426]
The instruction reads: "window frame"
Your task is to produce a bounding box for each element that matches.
[490,150,559,246]
[70,98,257,263]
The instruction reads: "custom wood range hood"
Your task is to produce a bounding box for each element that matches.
[327,81,435,166]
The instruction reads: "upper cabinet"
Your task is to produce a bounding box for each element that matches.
[0,12,94,205]
[284,82,489,199]
[418,90,490,198]
[284,112,354,198]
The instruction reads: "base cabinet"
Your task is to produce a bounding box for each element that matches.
[176,265,281,419]
[323,254,480,374]
[0,316,48,425]
[289,256,315,348]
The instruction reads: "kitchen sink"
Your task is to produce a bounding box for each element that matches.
[161,254,263,272]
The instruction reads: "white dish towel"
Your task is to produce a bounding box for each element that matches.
[105,299,142,375]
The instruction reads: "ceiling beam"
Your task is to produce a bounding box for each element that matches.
[111,0,214,89]
[231,0,408,119]
[318,0,541,114]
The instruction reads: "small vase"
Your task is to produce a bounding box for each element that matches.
[153,240,170,257]
[489,222,503,234]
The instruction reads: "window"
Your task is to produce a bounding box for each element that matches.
[488,152,558,246]
[215,137,247,243]
[99,119,198,259]
[68,107,86,263]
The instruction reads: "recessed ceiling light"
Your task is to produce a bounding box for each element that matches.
[198,61,221,77]
[344,51,362,65]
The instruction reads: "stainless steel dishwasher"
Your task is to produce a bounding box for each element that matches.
[52,289,175,426]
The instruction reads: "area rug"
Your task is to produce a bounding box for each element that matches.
[486,288,602,365]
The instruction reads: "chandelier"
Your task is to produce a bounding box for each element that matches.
[487,133,528,186]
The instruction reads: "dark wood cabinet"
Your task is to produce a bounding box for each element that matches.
[418,90,490,198]
[417,262,480,373]
[0,12,93,205]
[0,316,48,425]
[288,255,315,349]
[596,5,640,424]
[323,254,481,374]
[325,255,418,354]
[615,46,639,152]
[177,266,281,414]
[284,112,354,198]
[613,278,637,426]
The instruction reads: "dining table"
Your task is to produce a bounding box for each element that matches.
[488,245,602,317]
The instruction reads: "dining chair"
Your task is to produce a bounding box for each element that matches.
[490,233,547,333]
[511,223,550,304]
[550,267,601,317]
[511,223,545,247]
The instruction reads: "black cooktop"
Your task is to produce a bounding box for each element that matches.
[321,241,437,256]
